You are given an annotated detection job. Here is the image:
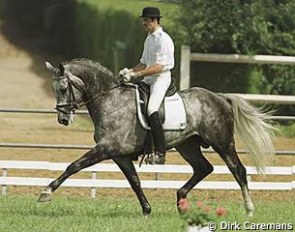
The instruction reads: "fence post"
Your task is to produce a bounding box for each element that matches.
[1,168,7,196]
[180,45,191,90]
[91,172,97,198]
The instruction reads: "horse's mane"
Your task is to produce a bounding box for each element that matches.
[62,58,116,87]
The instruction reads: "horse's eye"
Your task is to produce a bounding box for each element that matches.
[59,80,68,91]
[59,85,67,92]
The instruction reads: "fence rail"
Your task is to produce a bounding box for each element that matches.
[0,107,294,121]
[1,142,295,155]
[1,161,294,197]
[180,46,295,97]
[0,107,294,154]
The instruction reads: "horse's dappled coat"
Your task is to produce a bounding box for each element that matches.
[40,58,275,217]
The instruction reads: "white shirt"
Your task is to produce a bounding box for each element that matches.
[140,27,174,83]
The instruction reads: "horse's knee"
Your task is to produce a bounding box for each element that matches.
[66,162,81,174]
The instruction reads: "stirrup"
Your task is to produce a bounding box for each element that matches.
[145,152,166,165]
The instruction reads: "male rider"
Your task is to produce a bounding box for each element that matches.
[119,7,175,164]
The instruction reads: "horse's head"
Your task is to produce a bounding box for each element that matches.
[45,62,85,126]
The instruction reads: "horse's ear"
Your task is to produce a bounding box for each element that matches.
[45,62,55,72]
[59,64,65,75]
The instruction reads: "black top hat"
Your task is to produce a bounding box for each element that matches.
[140,7,162,18]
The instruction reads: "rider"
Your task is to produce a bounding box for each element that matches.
[119,7,175,164]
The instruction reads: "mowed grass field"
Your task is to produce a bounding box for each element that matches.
[0,195,294,232]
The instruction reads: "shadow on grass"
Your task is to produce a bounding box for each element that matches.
[0,0,144,99]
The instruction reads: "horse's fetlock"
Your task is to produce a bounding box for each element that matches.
[177,189,187,200]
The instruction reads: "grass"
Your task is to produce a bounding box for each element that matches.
[0,195,294,232]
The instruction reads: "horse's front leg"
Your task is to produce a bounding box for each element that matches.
[38,146,109,202]
[113,156,151,217]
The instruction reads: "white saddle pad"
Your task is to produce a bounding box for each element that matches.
[133,84,187,131]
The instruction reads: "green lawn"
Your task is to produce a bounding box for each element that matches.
[0,196,294,232]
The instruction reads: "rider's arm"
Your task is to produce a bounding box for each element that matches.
[136,64,164,78]
[131,63,146,72]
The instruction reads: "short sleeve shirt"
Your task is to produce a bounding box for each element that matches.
[140,27,174,82]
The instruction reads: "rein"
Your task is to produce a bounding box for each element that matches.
[54,75,122,114]
[79,81,123,108]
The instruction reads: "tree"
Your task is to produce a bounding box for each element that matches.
[176,0,295,115]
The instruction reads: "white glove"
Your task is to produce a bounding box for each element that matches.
[118,68,130,76]
[121,71,138,82]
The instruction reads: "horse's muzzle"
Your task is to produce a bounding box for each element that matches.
[57,111,75,126]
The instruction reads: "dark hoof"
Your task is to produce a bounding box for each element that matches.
[143,205,152,217]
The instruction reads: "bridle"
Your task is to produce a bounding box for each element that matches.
[53,75,122,114]
[53,75,81,114]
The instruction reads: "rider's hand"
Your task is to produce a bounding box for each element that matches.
[121,71,138,82]
[118,68,130,77]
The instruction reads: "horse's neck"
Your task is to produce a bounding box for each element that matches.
[83,84,119,123]
[84,86,134,130]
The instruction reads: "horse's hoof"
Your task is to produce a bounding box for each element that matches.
[38,191,52,202]
[142,204,151,217]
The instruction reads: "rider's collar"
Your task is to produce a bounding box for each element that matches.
[149,27,163,38]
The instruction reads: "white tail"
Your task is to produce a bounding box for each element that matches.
[225,94,276,172]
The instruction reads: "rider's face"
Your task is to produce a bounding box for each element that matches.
[142,17,158,33]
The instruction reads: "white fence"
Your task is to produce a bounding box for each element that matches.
[180,45,295,106]
[1,160,294,197]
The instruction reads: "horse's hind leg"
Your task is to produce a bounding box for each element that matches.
[213,142,254,217]
[38,146,109,202]
[113,156,151,216]
[175,136,213,209]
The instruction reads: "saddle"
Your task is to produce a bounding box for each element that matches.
[124,79,187,163]
[137,78,177,124]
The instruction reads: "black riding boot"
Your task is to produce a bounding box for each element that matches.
[149,111,166,164]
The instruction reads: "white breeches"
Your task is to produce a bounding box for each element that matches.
[143,74,171,116]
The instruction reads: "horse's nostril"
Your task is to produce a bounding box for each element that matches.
[59,119,69,126]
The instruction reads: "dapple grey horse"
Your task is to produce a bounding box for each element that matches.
[39,58,275,217]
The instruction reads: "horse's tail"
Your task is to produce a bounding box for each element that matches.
[224,94,276,172]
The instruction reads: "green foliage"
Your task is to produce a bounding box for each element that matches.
[278,123,295,138]
[74,0,180,75]
[177,0,295,114]
[74,3,145,71]
[0,0,50,30]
